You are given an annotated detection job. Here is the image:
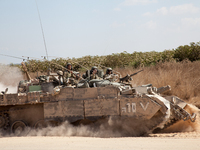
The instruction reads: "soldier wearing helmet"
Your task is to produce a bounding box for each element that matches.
[103,67,117,81]
[103,68,112,79]
[62,63,77,85]
[63,63,73,78]
[89,66,102,80]
[106,68,112,74]
[66,63,73,70]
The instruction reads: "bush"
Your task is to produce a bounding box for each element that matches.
[173,42,200,62]
[12,41,200,73]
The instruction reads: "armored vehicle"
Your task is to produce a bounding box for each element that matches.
[0,80,196,136]
[0,63,197,136]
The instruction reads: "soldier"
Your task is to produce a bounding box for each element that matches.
[73,72,82,86]
[89,66,102,80]
[103,68,118,82]
[103,68,112,79]
[103,68,112,77]
[64,63,73,78]
[63,63,76,86]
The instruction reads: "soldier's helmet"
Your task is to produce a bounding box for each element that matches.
[106,68,112,74]
[66,63,73,70]
[90,66,98,74]
[91,66,98,70]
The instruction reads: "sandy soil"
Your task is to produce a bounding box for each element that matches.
[1,132,200,150]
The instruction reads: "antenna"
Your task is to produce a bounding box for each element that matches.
[35,0,51,75]
[35,0,49,61]
[0,53,25,61]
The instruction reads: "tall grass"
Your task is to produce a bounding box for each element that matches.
[117,61,200,106]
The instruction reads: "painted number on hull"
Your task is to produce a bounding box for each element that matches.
[121,102,149,113]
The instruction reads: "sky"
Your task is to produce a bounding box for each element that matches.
[1,0,200,64]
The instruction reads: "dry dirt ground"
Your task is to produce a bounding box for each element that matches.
[1,132,200,150]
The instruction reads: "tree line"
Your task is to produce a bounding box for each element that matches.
[11,41,200,72]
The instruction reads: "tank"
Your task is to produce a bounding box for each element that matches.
[0,64,197,136]
[0,81,197,135]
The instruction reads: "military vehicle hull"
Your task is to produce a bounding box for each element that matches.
[0,84,196,136]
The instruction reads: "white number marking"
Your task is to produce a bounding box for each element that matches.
[123,102,136,113]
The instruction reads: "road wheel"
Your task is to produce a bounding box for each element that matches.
[11,121,27,136]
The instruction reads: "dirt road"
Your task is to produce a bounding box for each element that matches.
[1,132,200,150]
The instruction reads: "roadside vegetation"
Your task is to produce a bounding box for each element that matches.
[11,41,200,73]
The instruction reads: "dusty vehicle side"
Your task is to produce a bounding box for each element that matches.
[0,81,196,135]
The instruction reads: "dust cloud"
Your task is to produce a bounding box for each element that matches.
[0,64,23,93]
[16,117,161,137]
[1,106,200,138]
[6,104,198,138]
[0,114,167,137]
[161,104,200,133]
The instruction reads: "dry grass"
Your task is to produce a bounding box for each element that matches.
[115,61,200,106]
